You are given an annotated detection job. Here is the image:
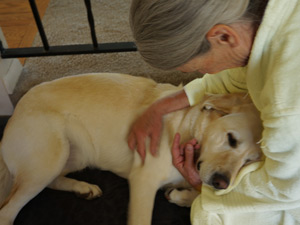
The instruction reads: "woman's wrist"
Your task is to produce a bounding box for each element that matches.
[153,90,190,116]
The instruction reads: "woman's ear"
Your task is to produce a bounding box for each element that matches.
[206,24,240,48]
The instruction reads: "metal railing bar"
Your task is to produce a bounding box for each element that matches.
[0,1,138,60]
[0,42,137,58]
[84,0,98,48]
[29,0,50,51]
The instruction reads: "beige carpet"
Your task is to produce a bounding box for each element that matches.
[10,0,202,105]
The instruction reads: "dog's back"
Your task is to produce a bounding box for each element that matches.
[2,73,181,178]
[0,73,185,225]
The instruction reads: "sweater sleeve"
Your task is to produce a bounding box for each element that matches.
[183,67,248,106]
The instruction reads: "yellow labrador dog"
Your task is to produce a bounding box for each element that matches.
[0,73,263,225]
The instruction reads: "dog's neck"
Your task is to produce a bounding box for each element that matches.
[164,104,203,143]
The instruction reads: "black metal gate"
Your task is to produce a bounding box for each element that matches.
[0,0,137,59]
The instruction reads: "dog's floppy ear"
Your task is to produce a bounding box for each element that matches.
[201,93,251,114]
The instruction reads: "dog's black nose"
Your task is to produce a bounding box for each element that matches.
[211,173,230,189]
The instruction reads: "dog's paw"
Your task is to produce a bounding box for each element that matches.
[165,188,199,207]
[74,181,102,200]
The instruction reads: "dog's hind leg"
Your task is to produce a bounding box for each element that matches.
[0,179,52,225]
[48,176,102,200]
[0,131,70,225]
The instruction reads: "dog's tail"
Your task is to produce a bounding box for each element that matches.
[0,142,13,207]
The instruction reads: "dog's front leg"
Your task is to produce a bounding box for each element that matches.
[127,137,174,225]
[127,150,164,225]
[128,172,160,225]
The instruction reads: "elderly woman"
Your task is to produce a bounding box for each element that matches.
[128,0,300,224]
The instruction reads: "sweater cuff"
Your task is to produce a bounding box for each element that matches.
[184,78,205,106]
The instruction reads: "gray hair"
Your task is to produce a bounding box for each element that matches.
[130,0,264,70]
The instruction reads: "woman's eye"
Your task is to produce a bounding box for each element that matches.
[227,133,237,148]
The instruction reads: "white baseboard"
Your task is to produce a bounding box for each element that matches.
[0,58,23,94]
[0,79,14,115]
[0,27,23,115]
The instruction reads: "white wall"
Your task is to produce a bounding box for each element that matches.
[0,27,23,115]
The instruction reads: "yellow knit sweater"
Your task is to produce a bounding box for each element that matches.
[184,0,300,224]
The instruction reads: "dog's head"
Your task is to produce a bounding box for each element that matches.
[193,93,263,190]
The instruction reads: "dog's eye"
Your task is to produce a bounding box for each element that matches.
[245,159,252,164]
[227,133,237,148]
[196,161,202,171]
[244,159,253,166]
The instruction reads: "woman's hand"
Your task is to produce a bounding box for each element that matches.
[128,90,190,163]
[128,103,163,162]
[172,133,202,191]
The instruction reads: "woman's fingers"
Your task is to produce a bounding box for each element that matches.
[150,123,162,156]
[184,144,196,169]
[128,130,146,162]
[172,133,183,166]
[128,132,136,150]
